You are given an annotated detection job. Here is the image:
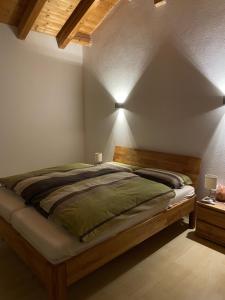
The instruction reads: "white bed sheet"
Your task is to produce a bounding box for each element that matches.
[0,185,195,264]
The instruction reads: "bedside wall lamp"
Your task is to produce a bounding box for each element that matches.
[115,102,125,109]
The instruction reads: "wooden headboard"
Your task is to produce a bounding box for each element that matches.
[113,146,201,188]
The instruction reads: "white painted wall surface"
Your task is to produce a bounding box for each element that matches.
[83,0,225,195]
[0,24,84,177]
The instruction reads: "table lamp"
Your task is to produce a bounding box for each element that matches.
[94,152,103,165]
[205,174,218,201]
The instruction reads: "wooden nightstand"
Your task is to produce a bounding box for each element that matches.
[196,201,225,247]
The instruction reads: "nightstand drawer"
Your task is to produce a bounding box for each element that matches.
[197,206,225,230]
[196,221,225,246]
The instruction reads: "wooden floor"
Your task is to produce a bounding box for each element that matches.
[0,221,225,300]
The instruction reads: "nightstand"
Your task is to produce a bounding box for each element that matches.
[196,201,225,247]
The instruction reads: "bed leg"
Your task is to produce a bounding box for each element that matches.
[47,263,68,300]
[189,211,196,229]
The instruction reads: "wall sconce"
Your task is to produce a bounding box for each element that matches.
[115,102,125,109]
[154,0,167,7]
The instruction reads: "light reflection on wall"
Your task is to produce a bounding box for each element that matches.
[113,89,130,104]
[97,58,149,106]
[217,81,225,95]
[199,106,225,195]
[172,13,225,96]
[186,52,225,96]
[104,109,136,157]
[90,20,161,108]
[180,47,225,96]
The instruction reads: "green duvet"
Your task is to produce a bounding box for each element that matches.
[0,163,175,242]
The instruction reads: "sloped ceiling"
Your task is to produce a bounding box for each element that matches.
[0,0,121,48]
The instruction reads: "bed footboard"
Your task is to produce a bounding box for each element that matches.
[0,196,195,300]
[47,264,67,300]
[0,216,68,300]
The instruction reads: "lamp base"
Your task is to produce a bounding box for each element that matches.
[200,196,216,205]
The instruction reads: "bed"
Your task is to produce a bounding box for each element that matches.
[0,146,201,300]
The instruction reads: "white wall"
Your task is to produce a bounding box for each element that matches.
[83,0,225,195]
[0,24,84,177]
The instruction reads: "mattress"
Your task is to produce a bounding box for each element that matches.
[0,188,25,222]
[0,185,194,264]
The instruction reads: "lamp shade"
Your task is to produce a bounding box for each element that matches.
[205,174,218,190]
[95,152,103,164]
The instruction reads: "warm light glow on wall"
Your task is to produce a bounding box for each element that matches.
[117,107,126,121]
[174,22,225,100]
[92,36,155,109]
[104,110,136,157]
[113,89,130,104]
[217,81,225,95]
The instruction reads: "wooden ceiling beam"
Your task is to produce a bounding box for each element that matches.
[56,0,98,49]
[73,32,92,46]
[17,0,47,40]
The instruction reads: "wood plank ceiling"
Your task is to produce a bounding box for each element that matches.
[0,0,121,48]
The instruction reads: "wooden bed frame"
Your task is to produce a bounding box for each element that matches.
[0,146,201,300]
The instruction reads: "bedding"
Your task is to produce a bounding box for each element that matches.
[0,146,200,300]
[0,163,175,242]
[10,185,195,264]
[134,168,192,189]
[106,161,139,171]
[0,162,93,190]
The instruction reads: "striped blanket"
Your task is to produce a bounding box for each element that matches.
[135,168,192,189]
[0,163,175,242]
